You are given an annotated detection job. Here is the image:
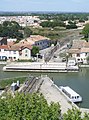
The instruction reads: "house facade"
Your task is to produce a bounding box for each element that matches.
[0,44,32,61]
[0,45,8,60]
[19,47,32,60]
[20,35,50,50]
[0,45,19,61]
[68,40,89,64]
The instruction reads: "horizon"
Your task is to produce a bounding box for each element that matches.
[0,11,89,14]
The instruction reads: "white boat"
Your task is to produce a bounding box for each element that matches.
[60,86,82,103]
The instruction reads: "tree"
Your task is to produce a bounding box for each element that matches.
[63,107,82,120]
[24,27,32,38]
[66,23,77,29]
[31,46,39,56]
[0,21,23,40]
[82,23,89,39]
[0,93,61,120]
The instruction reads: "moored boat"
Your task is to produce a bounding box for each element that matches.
[60,86,82,103]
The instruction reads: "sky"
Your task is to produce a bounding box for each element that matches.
[0,0,89,12]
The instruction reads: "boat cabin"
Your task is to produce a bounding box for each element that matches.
[60,86,82,103]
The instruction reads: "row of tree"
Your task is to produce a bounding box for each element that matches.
[39,13,89,22]
[0,92,89,120]
[40,20,77,29]
[0,21,32,41]
[40,20,65,28]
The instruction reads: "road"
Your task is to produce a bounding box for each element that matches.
[39,29,83,62]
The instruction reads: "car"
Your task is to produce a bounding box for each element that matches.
[62,57,66,62]
[53,55,57,58]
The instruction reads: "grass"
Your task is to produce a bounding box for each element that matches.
[0,76,27,88]
[30,27,67,40]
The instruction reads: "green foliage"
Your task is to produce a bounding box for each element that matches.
[0,93,61,120]
[63,107,82,120]
[63,107,89,120]
[0,21,23,39]
[40,20,65,28]
[66,23,77,29]
[83,113,89,120]
[82,23,89,38]
[31,46,39,56]
[0,76,26,88]
[24,27,33,38]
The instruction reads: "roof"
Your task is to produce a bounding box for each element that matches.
[81,48,89,53]
[0,45,9,50]
[62,86,79,96]
[71,40,85,49]
[30,35,49,41]
[20,35,50,45]
[83,42,89,48]
[68,49,80,54]
[68,40,89,54]
[9,42,32,51]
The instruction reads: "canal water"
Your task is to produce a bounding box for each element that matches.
[0,65,89,108]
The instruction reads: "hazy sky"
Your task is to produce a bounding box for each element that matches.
[0,0,89,12]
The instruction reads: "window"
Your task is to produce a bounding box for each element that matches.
[25,54,28,57]
[85,53,87,56]
[40,42,42,45]
[78,59,80,61]
[77,96,79,98]
[13,51,16,54]
[72,96,74,99]
[25,50,28,53]
[77,53,80,57]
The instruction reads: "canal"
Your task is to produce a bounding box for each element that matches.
[0,64,89,108]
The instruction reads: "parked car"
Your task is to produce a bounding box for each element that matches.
[62,57,66,62]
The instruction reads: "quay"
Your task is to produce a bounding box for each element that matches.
[10,74,89,115]
[18,75,78,114]
[39,75,78,114]
[38,76,89,115]
[3,62,79,72]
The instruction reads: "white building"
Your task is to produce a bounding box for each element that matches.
[0,44,32,61]
[19,46,32,60]
[68,40,89,64]
[0,45,8,60]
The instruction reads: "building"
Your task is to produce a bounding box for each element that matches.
[9,43,32,60]
[0,45,8,60]
[68,40,89,64]
[19,46,32,60]
[67,58,76,66]
[20,35,50,50]
[0,43,32,61]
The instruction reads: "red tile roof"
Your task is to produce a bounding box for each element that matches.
[0,45,9,50]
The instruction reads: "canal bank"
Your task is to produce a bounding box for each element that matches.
[0,65,89,108]
[3,62,79,72]
[39,76,89,115]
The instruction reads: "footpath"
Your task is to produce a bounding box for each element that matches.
[39,76,73,114]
